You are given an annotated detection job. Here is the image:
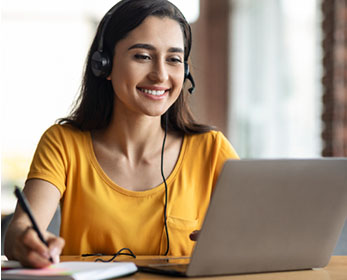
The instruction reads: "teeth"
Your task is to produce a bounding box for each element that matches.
[140,88,166,96]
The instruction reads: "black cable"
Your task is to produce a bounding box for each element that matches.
[161,113,170,255]
[82,248,136,262]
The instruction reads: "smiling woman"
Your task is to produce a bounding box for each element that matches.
[4,0,238,269]
[1,0,200,216]
[108,16,185,118]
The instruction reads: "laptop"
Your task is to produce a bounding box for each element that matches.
[138,159,347,277]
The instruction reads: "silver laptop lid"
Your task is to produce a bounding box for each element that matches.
[188,159,347,277]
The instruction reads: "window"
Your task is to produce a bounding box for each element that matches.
[228,0,323,158]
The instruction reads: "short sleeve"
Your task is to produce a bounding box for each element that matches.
[27,125,69,196]
[210,131,239,188]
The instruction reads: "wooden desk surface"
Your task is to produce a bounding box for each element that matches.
[60,255,347,280]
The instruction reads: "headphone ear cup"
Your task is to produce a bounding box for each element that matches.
[91,51,112,78]
[184,62,189,80]
[184,62,195,94]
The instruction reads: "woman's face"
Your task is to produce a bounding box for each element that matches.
[108,16,185,118]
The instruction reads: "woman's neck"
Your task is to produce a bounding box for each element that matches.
[92,109,165,163]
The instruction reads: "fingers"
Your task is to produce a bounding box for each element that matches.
[14,227,51,268]
[22,227,50,257]
[46,232,65,264]
[189,230,200,241]
[13,227,64,268]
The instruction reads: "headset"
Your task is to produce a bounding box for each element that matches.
[90,3,196,94]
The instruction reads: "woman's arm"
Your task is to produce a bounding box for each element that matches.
[4,179,65,268]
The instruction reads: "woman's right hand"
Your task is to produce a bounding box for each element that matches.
[8,225,65,268]
[4,179,64,268]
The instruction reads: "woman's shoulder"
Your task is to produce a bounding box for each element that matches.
[185,130,239,159]
[186,130,228,143]
[43,123,84,137]
[40,123,88,146]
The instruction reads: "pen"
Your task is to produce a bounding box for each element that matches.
[14,186,54,263]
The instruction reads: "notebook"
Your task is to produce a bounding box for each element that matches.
[1,261,137,280]
[138,158,347,277]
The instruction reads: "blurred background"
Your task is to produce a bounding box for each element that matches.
[1,0,346,215]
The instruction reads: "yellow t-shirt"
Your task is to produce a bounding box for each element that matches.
[27,124,239,256]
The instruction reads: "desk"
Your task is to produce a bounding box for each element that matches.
[61,255,347,280]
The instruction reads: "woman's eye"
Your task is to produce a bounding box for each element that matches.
[134,54,151,60]
[168,57,183,64]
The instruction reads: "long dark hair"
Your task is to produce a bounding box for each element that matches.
[58,0,212,134]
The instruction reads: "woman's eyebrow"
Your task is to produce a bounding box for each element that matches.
[128,43,184,53]
[128,43,155,51]
[168,47,184,54]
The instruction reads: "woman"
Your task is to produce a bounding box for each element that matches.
[5,0,238,268]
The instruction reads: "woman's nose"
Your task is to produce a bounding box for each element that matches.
[148,61,169,82]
